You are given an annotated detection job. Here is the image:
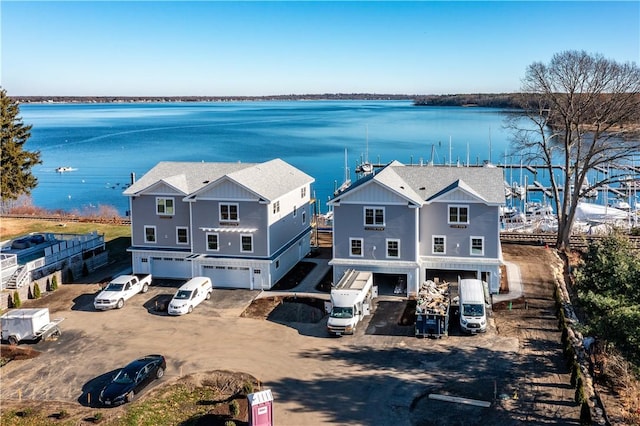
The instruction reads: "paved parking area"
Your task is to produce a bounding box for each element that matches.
[1,245,579,425]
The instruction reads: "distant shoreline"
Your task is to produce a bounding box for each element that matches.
[11,93,524,109]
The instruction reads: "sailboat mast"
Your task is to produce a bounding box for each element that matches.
[344,148,349,183]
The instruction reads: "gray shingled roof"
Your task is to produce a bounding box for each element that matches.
[123,159,314,201]
[389,164,506,204]
[332,162,506,205]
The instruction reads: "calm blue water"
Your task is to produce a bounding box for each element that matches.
[21,101,519,215]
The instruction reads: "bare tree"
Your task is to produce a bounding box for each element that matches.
[507,51,640,251]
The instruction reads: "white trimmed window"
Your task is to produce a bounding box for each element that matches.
[156,197,174,215]
[301,186,306,198]
[432,235,446,254]
[448,205,469,224]
[272,201,280,214]
[206,233,219,251]
[220,203,238,222]
[470,236,484,256]
[293,205,297,217]
[241,234,253,253]
[350,238,363,257]
[144,226,156,243]
[386,239,400,258]
[364,206,385,226]
[302,210,306,224]
[176,227,189,245]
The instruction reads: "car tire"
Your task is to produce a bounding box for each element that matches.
[125,390,135,403]
[188,305,193,314]
[8,336,18,346]
[205,291,211,300]
[116,299,124,309]
[141,283,149,293]
[156,367,164,379]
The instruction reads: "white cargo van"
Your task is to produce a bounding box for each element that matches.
[458,278,487,333]
[168,277,212,315]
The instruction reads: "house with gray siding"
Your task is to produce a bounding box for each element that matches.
[124,159,314,289]
[328,162,505,296]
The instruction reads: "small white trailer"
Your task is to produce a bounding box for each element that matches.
[1,308,64,346]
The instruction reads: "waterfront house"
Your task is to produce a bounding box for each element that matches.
[328,162,505,296]
[123,159,315,289]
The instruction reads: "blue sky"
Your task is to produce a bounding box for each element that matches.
[2,1,638,96]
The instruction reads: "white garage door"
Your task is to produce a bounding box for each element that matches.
[201,265,251,288]
[150,257,191,279]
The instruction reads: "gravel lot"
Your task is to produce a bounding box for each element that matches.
[0,244,580,425]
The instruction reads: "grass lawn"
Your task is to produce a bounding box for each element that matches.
[0,218,132,264]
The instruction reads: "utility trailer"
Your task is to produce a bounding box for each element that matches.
[415,280,450,338]
[1,308,64,345]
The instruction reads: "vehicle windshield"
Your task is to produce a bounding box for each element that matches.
[105,283,124,292]
[112,368,135,384]
[174,290,192,300]
[462,303,484,317]
[330,306,353,318]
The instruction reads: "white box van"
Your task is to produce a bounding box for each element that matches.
[458,278,487,333]
[168,277,212,316]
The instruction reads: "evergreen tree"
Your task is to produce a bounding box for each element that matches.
[33,283,41,299]
[1,88,41,201]
[13,291,21,308]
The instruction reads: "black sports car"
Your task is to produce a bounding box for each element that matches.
[98,354,166,406]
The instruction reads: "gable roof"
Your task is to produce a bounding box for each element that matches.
[330,162,505,206]
[391,165,505,204]
[123,158,313,201]
[426,178,485,202]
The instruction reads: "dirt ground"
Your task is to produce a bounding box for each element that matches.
[0,240,625,425]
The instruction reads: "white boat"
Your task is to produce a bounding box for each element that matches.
[572,202,631,234]
[500,206,525,223]
[525,201,554,221]
[511,182,525,200]
[575,202,629,223]
[608,198,631,211]
[56,166,74,173]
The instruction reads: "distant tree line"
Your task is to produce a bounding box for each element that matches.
[413,93,524,108]
[10,93,416,104]
[10,93,538,107]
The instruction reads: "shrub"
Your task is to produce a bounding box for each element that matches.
[13,407,35,418]
[570,361,581,388]
[224,421,236,426]
[33,283,41,299]
[229,400,240,417]
[51,275,58,290]
[46,278,51,291]
[575,377,586,404]
[242,381,254,395]
[92,412,104,423]
[557,306,566,330]
[13,291,21,308]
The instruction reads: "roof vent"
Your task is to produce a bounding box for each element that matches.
[203,180,210,184]
[419,186,426,190]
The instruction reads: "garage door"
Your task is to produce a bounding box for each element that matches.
[150,257,191,279]
[201,265,251,288]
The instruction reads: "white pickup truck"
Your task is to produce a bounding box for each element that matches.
[94,274,152,310]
